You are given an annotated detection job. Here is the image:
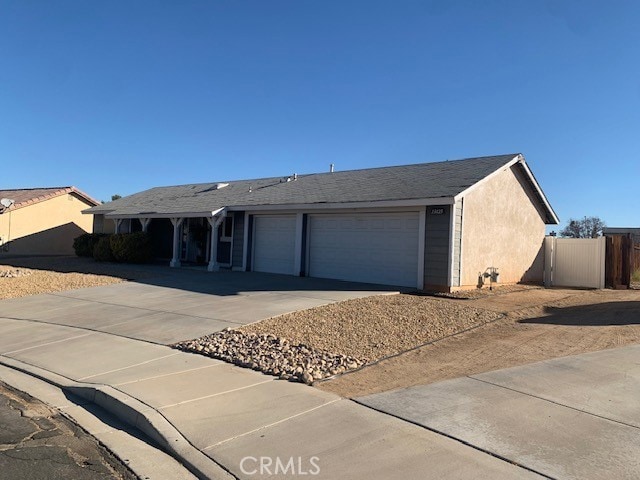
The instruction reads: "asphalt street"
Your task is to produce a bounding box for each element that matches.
[0,382,136,480]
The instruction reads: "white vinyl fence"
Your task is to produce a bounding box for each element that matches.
[544,236,605,289]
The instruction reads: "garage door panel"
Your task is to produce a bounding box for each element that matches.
[308,213,419,287]
[253,215,296,275]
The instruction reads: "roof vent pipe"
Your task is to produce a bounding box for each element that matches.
[293,173,297,181]
[329,163,334,173]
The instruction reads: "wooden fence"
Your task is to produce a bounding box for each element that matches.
[605,234,634,288]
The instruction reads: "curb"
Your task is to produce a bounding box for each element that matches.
[0,356,234,480]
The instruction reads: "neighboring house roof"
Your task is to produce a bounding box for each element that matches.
[603,227,640,242]
[603,227,640,234]
[0,187,100,212]
[85,153,558,224]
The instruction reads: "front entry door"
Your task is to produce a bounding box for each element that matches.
[216,216,233,266]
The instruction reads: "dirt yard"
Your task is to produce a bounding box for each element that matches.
[241,294,503,361]
[316,288,640,397]
[242,286,640,396]
[0,256,155,300]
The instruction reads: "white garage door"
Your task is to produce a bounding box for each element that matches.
[253,215,296,275]
[308,212,420,287]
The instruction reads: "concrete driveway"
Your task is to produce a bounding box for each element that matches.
[358,344,640,479]
[0,269,540,479]
[0,269,398,344]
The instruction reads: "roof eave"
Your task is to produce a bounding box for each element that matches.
[100,197,457,218]
[4,187,100,212]
[69,187,101,207]
[230,198,455,212]
[105,210,224,219]
[454,154,559,225]
[516,160,559,225]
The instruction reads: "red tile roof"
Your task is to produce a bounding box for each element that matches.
[0,187,101,211]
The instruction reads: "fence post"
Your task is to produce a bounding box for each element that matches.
[597,236,606,289]
[544,236,555,287]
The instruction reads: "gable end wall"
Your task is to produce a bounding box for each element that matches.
[0,193,95,255]
[460,164,546,287]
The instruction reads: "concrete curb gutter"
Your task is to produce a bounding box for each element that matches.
[0,355,234,480]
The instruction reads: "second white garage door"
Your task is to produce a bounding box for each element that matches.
[253,215,296,275]
[308,212,420,287]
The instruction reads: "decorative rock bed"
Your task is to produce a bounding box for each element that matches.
[173,329,367,384]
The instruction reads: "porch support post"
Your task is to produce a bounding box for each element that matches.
[207,214,226,272]
[169,217,184,268]
[112,218,123,234]
[139,217,151,232]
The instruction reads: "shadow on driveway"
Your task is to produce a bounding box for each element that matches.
[0,255,407,297]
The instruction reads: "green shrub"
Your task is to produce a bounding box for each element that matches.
[93,236,115,262]
[109,232,152,263]
[73,233,108,257]
[73,233,92,257]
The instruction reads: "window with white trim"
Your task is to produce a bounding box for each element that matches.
[220,216,233,241]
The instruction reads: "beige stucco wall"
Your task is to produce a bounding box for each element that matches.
[460,165,547,287]
[92,214,116,234]
[0,193,95,255]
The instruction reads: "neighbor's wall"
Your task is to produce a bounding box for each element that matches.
[460,164,547,287]
[92,214,116,234]
[0,193,95,256]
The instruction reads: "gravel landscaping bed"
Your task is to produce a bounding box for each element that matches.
[241,294,503,361]
[0,256,156,300]
[175,294,502,384]
[0,268,123,300]
[174,330,366,384]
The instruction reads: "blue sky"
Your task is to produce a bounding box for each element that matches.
[1,1,638,228]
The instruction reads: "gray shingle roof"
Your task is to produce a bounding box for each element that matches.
[87,154,520,216]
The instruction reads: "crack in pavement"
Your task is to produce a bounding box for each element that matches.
[0,382,136,479]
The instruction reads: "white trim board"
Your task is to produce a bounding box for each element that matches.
[101,198,456,220]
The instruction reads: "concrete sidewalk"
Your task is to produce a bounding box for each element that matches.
[0,280,539,479]
[359,344,640,480]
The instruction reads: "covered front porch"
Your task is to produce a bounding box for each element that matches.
[105,209,245,272]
